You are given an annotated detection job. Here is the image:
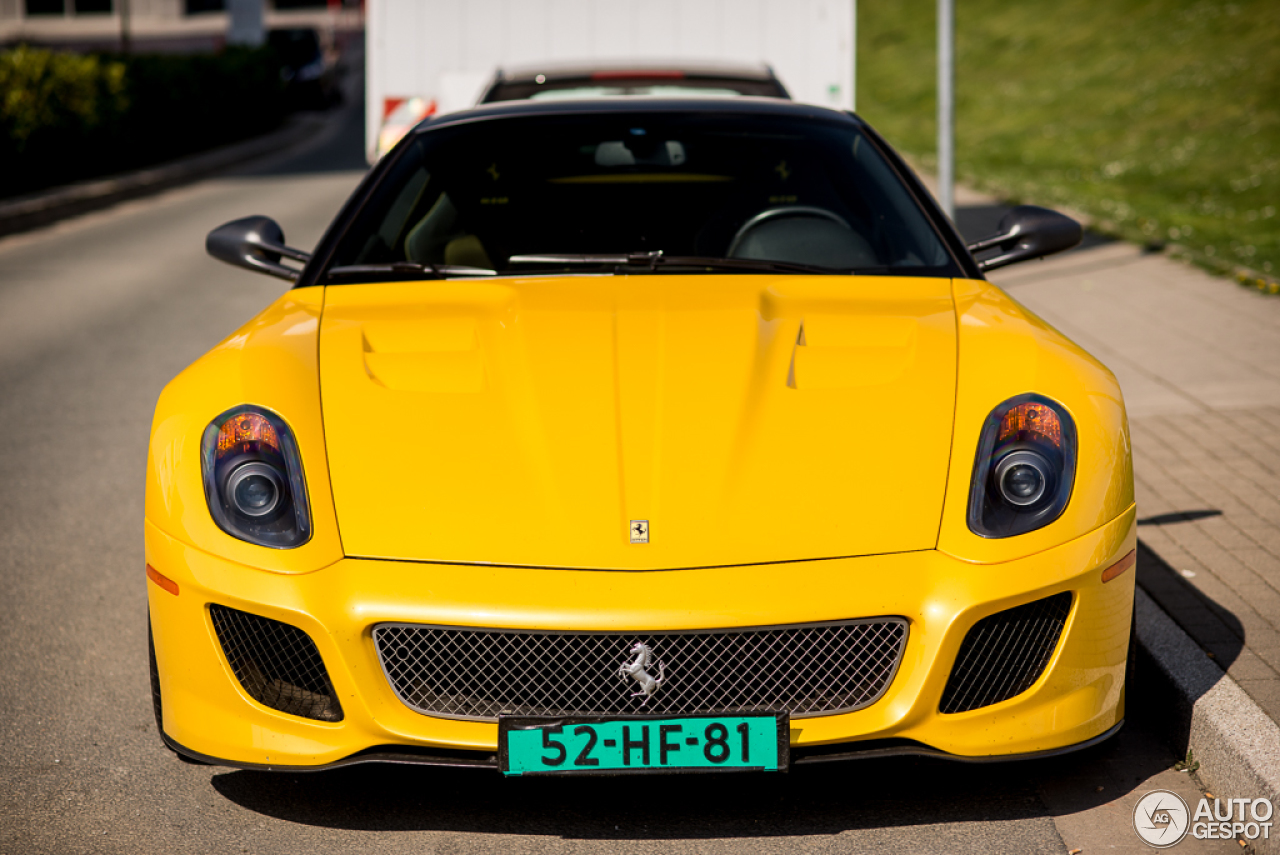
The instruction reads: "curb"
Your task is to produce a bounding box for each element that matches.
[0,112,328,239]
[1135,586,1280,852]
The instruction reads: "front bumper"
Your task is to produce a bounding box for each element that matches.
[146,506,1136,769]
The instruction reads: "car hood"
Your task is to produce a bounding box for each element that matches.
[318,275,957,569]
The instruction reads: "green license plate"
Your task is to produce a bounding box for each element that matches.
[499,711,789,776]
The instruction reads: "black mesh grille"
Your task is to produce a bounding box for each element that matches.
[209,605,343,722]
[373,619,908,721]
[940,592,1072,714]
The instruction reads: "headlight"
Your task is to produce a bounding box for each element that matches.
[968,395,1076,538]
[201,407,311,548]
[993,449,1052,506]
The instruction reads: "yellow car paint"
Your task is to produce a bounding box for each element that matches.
[145,272,1137,767]
[938,278,1134,563]
[145,287,343,575]
[319,275,956,568]
[146,504,1135,766]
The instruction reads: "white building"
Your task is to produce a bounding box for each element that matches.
[0,0,362,53]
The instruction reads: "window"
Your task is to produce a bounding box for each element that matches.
[329,110,953,279]
[24,0,65,15]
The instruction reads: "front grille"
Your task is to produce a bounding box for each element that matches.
[210,605,343,722]
[373,619,908,721]
[939,592,1072,714]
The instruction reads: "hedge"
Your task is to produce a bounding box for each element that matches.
[0,44,288,199]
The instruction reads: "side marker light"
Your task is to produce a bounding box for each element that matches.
[1101,550,1136,584]
[146,564,179,596]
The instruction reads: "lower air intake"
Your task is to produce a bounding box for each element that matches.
[209,605,343,722]
[939,592,1072,714]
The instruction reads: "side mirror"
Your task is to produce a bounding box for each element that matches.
[206,216,312,281]
[966,205,1082,273]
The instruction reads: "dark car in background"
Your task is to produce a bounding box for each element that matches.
[268,27,341,110]
[478,61,790,103]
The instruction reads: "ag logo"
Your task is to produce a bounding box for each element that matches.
[1134,790,1190,847]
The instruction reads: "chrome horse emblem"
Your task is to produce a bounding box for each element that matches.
[618,641,665,702]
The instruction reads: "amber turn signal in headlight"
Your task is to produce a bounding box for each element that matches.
[968,394,1077,538]
[201,406,311,548]
[997,401,1063,449]
[215,411,279,455]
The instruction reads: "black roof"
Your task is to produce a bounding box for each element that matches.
[412,96,862,137]
[492,60,781,84]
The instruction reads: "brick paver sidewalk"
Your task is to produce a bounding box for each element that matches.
[983,235,1280,721]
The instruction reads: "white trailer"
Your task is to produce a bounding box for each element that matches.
[366,0,855,161]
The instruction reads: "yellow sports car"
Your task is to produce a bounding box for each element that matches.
[146,98,1136,775]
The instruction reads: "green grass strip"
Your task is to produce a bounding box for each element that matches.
[858,0,1279,283]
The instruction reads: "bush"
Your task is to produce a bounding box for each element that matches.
[0,46,127,152]
[0,44,287,199]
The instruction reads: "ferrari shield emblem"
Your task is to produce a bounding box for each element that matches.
[630,520,649,543]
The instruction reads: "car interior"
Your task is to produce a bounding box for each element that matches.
[333,114,950,276]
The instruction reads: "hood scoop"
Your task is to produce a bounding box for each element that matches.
[788,316,919,390]
[361,319,485,393]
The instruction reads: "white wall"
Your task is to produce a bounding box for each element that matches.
[368,0,855,155]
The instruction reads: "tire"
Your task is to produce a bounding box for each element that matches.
[1125,599,1139,710]
[148,614,164,738]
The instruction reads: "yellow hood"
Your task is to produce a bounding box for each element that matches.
[318,274,957,569]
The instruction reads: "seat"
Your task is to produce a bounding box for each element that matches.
[443,235,493,269]
[404,193,493,269]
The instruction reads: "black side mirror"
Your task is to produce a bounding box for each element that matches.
[966,205,1083,273]
[206,216,312,281]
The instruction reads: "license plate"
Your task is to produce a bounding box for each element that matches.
[499,711,789,776]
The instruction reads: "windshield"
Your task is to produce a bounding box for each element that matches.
[328,111,953,279]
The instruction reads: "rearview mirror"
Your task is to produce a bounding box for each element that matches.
[206,216,312,281]
[966,206,1082,273]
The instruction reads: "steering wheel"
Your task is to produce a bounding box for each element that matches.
[726,206,877,268]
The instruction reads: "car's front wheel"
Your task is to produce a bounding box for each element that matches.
[148,614,164,738]
[1125,601,1139,710]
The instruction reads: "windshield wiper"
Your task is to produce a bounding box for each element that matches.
[506,251,852,276]
[326,261,497,280]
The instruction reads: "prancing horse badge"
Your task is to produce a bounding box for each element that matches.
[630,520,649,544]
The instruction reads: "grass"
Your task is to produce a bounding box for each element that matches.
[856,0,1280,283]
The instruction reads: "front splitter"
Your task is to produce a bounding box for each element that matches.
[162,720,1123,773]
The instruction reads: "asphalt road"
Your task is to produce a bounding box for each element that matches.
[0,94,1238,855]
